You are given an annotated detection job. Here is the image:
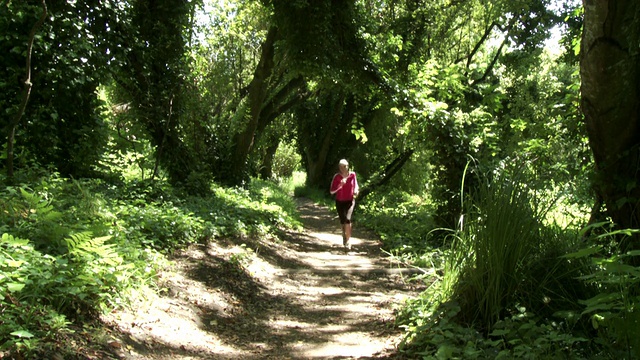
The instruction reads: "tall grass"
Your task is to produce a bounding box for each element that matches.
[394,170,597,357]
[447,171,590,331]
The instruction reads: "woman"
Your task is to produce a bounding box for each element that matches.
[330,159,359,249]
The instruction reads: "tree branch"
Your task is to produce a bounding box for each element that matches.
[7,0,48,179]
[357,149,415,201]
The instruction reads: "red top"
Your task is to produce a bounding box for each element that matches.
[330,172,359,201]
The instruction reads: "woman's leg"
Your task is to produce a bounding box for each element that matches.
[336,201,349,246]
[345,223,352,248]
[341,223,347,245]
[343,200,355,249]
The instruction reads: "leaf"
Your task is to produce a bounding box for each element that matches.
[490,329,510,336]
[7,283,26,292]
[599,228,640,237]
[435,344,454,359]
[11,330,34,338]
[578,221,609,238]
[563,246,601,259]
[5,259,24,267]
[603,262,640,276]
[1,233,30,247]
[616,197,629,209]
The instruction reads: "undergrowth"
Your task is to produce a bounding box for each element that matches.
[392,170,639,359]
[0,170,301,357]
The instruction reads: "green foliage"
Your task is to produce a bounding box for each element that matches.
[272,141,302,179]
[449,169,592,330]
[277,171,306,197]
[106,0,204,185]
[1,0,113,177]
[0,227,160,355]
[395,167,597,359]
[109,178,302,252]
[0,234,67,353]
[565,229,640,359]
[0,168,301,356]
[187,1,268,183]
[113,203,205,251]
[97,86,157,181]
[358,188,436,251]
[397,299,590,360]
[0,185,67,254]
[453,171,547,328]
[268,0,369,84]
[293,184,332,208]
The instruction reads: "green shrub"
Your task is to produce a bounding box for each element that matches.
[396,170,596,358]
[272,141,301,178]
[0,180,166,356]
[397,299,590,359]
[565,228,640,359]
[113,203,206,251]
[0,234,63,353]
[0,231,159,355]
[446,171,591,330]
[358,188,436,251]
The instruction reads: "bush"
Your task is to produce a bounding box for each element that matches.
[395,170,596,358]
[357,188,436,251]
[564,228,640,359]
[272,141,301,178]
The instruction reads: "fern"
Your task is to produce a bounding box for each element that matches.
[64,232,121,266]
[19,187,62,223]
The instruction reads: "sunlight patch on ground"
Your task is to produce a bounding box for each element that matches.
[288,285,344,297]
[270,319,351,332]
[104,291,245,358]
[296,255,378,272]
[292,331,392,358]
[308,231,341,243]
[245,252,283,280]
[307,231,366,248]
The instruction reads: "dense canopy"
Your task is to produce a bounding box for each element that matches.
[1,0,640,358]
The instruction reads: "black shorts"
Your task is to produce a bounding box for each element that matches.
[335,199,355,224]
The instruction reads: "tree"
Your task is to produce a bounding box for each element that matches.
[295,88,357,189]
[226,25,306,185]
[332,0,562,227]
[108,0,201,184]
[1,0,115,178]
[580,1,640,252]
[188,1,310,186]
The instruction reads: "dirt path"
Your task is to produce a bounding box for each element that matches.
[102,198,425,359]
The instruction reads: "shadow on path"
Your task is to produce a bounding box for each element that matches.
[103,197,427,360]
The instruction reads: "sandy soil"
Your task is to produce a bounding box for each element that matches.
[100,198,426,360]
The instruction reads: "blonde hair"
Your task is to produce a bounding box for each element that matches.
[339,159,349,167]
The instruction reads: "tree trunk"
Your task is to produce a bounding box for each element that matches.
[259,142,279,179]
[304,93,351,188]
[230,27,278,185]
[581,0,640,252]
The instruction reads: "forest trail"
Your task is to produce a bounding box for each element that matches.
[102,198,426,359]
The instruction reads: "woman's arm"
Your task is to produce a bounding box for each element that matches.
[352,172,359,197]
[330,174,342,195]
